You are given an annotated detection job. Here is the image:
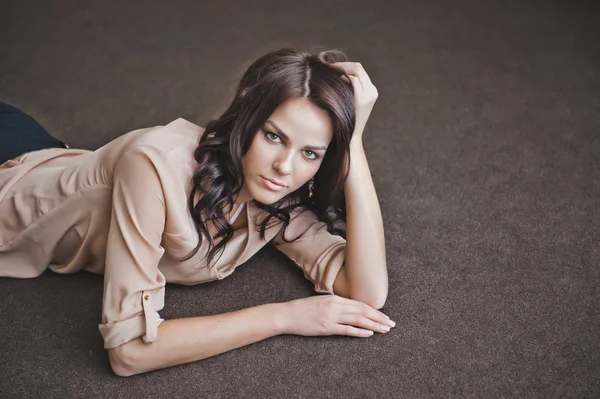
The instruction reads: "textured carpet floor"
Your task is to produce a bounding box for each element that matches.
[1,0,599,398]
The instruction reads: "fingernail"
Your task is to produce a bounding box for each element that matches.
[381,325,390,332]
[388,320,396,327]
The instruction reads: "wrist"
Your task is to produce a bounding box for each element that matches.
[349,139,364,155]
[269,302,291,335]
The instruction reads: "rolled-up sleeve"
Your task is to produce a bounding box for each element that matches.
[271,208,346,294]
[98,146,168,349]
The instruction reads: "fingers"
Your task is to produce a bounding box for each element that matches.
[335,62,371,85]
[347,304,395,328]
[348,74,363,94]
[335,296,394,326]
[340,74,362,96]
[338,313,393,335]
[303,295,394,338]
[333,62,378,105]
[329,296,396,336]
[331,324,375,338]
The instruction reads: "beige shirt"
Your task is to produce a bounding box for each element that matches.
[0,118,346,348]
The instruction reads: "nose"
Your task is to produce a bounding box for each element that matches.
[273,150,293,176]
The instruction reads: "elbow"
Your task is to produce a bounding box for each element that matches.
[350,289,388,310]
[108,343,139,377]
[372,281,389,309]
[365,292,388,310]
[353,280,389,310]
[370,273,389,310]
[340,277,389,310]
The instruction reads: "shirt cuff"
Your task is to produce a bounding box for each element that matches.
[98,289,164,349]
[98,312,164,349]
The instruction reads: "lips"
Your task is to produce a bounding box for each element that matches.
[260,176,287,192]
[262,176,286,187]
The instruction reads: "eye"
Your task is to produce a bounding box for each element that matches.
[265,131,281,142]
[303,150,318,160]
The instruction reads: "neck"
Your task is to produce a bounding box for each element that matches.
[234,185,253,204]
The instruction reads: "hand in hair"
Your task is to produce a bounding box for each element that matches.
[280,294,395,338]
[334,62,379,142]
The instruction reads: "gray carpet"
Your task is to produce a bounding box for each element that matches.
[1,0,599,397]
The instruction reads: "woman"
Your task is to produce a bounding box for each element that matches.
[0,48,392,376]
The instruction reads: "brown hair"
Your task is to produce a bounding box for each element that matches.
[186,47,356,267]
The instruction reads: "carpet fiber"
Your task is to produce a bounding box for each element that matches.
[1,0,599,397]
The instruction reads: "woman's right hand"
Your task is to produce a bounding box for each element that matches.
[280,295,395,338]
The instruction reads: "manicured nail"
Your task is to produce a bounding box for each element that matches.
[381,325,390,332]
[388,320,396,327]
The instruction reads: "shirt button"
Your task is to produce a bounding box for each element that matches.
[144,295,150,300]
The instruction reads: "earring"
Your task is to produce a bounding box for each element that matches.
[308,178,315,198]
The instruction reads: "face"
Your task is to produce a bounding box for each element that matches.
[239,97,333,204]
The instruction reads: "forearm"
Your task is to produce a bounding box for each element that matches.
[109,302,285,376]
[340,142,388,307]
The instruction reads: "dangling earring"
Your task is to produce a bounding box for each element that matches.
[308,178,315,198]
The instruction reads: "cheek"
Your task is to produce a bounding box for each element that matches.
[244,138,267,170]
[293,162,320,187]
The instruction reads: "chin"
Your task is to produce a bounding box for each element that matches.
[248,183,288,205]
[253,192,285,205]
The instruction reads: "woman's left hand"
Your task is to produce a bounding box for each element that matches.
[334,62,379,143]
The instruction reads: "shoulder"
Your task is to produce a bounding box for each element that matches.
[109,119,205,207]
[104,118,204,177]
[121,118,205,155]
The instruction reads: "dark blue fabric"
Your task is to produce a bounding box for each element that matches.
[0,102,68,164]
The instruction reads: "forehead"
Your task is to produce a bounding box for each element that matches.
[268,97,333,145]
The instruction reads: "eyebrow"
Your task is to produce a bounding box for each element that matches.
[265,120,328,151]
